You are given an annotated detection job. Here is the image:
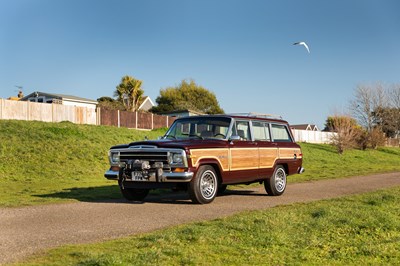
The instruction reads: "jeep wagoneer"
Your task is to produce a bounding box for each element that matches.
[105,113,304,204]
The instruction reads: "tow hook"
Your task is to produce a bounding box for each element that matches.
[119,169,126,190]
[156,167,163,182]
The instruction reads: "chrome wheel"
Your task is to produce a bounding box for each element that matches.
[189,165,219,204]
[264,165,286,196]
[274,167,286,193]
[200,170,217,200]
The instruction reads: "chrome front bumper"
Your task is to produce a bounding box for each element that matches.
[104,169,194,182]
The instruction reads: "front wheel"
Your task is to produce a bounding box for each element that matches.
[189,165,218,204]
[264,165,287,196]
[119,181,149,201]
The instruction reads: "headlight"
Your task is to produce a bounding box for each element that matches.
[168,151,187,167]
[109,151,120,165]
[172,153,183,164]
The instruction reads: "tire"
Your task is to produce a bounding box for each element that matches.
[119,182,149,201]
[264,165,287,196]
[189,165,218,204]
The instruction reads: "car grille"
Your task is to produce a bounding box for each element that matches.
[120,151,168,162]
[119,151,170,170]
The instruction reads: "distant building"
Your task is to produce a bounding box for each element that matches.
[159,109,205,118]
[7,90,24,101]
[138,96,155,112]
[291,124,320,131]
[20,91,98,109]
[7,97,20,101]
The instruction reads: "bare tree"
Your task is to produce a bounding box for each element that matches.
[349,83,387,133]
[389,84,400,109]
[369,127,387,149]
[328,115,359,154]
[387,84,400,138]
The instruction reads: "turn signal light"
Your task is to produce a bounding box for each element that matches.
[111,166,120,171]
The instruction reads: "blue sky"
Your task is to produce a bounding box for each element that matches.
[1,0,399,127]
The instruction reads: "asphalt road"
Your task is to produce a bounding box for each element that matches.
[1,172,400,265]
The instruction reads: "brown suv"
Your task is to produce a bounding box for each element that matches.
[105,113,304,204]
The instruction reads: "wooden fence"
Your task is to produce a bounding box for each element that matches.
[0,98,98,124]
[0,98,174,130]
[386,138,400,147]
[98,109,175,129]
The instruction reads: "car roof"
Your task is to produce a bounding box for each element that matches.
[175,113,289,124]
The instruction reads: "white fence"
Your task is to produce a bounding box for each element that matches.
[291,129,335,144]
[0,98,98,125]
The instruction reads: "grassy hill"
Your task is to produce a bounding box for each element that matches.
[1,120,400,207]
[0,120,166,207]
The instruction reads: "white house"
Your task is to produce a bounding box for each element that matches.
[138,96,155,112]
[20,91,98,109]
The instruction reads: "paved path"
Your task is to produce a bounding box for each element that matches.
[1,172,400,265]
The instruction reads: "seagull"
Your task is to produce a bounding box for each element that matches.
[293,41,310,53]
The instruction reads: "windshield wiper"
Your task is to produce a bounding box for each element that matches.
[163,134,176,139]
[189,134,203,140]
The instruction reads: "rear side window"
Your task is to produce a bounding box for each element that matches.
[252,121,271,141]
[271,124,292,142]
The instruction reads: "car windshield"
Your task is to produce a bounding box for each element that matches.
[164,117,231,140]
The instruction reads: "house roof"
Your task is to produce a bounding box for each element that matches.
[20,91,98,104]
[159,109,205,117]
[291,124,320,131]
[138,96,155,110]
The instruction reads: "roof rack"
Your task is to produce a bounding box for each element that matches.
[228,112,283,120]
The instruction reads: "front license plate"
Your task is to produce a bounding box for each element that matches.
[132,171,144,181]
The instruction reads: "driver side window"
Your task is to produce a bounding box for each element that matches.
[235,121,251,141]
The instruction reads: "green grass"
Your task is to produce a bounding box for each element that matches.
[1,120,400,207]
[295,143,400,182]
[16,186,400,265]
[3,120,400,265]
[0,120,166,207]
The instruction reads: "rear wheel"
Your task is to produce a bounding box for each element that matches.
[264,165,286,196]
[189,165,218,204]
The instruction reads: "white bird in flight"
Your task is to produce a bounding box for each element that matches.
[293,41,310,53]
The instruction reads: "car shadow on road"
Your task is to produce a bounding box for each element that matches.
[35,185,265,205]
[34,185,125,203]
[35,185,193,205]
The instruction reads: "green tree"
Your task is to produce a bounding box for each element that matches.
[151,79,224,114]
[114,75,144,112]
[97,96,125,110]
[324,115,358,131]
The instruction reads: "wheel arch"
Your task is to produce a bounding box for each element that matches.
[274,160,289,175]
[195,158,224,185]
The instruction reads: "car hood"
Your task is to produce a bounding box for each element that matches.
[110,138,228,150]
